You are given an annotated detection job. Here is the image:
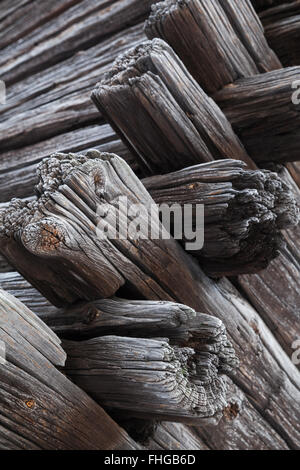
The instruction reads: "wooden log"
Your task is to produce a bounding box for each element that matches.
[0,24,146,153]
[194,376,289,450]
[261,1,300,66]
[0,124,137,203]
[143,159,299,277]
[41,297,239,376]
[236,166,300,362]
[0,151,209,309]
[92,38,252,175]
[63,330,236,424]
[0,0,81,50]
[251,0,294,12]
[0,0,159,85]
[144,0,281,94]
[146,422,209,450]
[0,289,139,450]
[214,67,300,164]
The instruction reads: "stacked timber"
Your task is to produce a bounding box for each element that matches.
[143,159,299,276]
[92,39,252,175]
[0,289,139,450]
[260,1,300,66]
[144,0,281,94]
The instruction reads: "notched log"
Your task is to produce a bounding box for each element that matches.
[143,159,299,277]
[0,151,208,310]
[0,289,139,450]
[63,301,238,424]
[92,38,252,175]
[145,0,281,94]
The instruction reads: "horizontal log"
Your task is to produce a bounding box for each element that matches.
[214,67,300,163]
[262,1,300,66]
[0,0,159,85]
[145,0,281,94]
[0,151,209,309]
[0,124,137,203]
[143,159,299,277]
[0,290,139,450]
[63,329,236,424]
[0,0,81,50]
[92,38,252,175]
[0,24,146,153]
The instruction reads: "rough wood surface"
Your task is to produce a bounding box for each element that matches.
[145,0,281,94]
[0,151,210,310]
[261,1,300,66]
[0,24,145,153]
[214,67,300,164]
[63,317,237,424]
[143,159,299,277]
[0,289,139,450]
[0,124,136,203]
[92,38,252,175]
[0,0,159,85]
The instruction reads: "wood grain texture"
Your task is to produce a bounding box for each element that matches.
[0,0,159,86]
[143,159,299,276]
[0,151,211,310]
[63,317,237,423]
[92,38,252,175]
[0,290,139,450]
[214,67,300,164]
[261,1,300,66]
[145,0,281,94]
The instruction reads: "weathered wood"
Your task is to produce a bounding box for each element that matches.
[143,159,299,277]
[0,24,146,153]
[194,377,289,450]
[0,151,209,310]
[0,289,139,450]
[214,67,300,164]
[261,1,300,66]
[0,0,159,86]
[145,0,281,94]
[63,326,236,424]
[237,165,300,362]
[0,0,81,50]
[0,124,137,203]
[147,422,209,450]
[42,298,238,375]
[92,38,252,175]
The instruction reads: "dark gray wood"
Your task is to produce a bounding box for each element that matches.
[143,159,299,277]
[0,290,139,450]
[147,422,209,450]
[92,38,253,175]
[0,151,211,310]
[145,0,281,94]
[214,67,300,164]
[63,324,237,423]
[0,0,159,85]
[0,124,137,203]
[261,1,300,66]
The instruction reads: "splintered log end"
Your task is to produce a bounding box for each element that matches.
[144,159,299,277]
